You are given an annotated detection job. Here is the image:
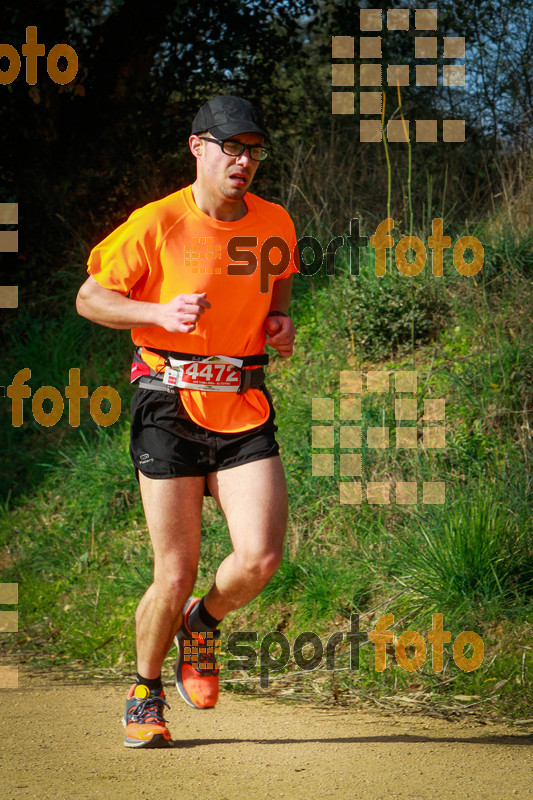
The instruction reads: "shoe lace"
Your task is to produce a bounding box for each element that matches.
[130,694,170,725]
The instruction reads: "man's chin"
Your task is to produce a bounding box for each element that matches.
[221,184,248,200]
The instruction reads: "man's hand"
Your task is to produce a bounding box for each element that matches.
[76,278,211,332]
[264,315,295,357]
[157,292,211,333]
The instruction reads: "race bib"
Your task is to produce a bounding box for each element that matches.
[163,355,244,392]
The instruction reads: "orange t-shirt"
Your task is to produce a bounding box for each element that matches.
[87,185,299,432]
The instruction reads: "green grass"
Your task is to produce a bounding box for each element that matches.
[0,305,133,499]
[388,483,532,620]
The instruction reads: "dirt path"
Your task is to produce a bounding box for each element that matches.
[1,674,531,800]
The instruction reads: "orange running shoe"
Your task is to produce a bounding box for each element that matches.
[174,597,220,709]
[123,683,173,748]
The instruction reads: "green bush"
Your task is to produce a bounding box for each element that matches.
[322,255,453,361]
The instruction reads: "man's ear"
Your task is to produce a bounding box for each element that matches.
[189,134,203,160]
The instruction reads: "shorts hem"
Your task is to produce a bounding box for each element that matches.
[134,448,280,482]
[208,447,280,475]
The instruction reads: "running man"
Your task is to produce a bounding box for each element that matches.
[76,95,298,747]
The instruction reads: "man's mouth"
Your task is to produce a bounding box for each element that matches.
[229,174,248,186]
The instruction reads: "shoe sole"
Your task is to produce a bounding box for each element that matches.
[122,715,173,748]
[124,733,173,748]
[174,598,216,710]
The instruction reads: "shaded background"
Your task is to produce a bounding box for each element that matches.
[1,0,531,299]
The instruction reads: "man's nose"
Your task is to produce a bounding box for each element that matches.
[235,147,253,165]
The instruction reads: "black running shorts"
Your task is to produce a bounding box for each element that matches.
[129,385,280,493]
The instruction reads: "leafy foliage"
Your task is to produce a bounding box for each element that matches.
[341,262,452,360]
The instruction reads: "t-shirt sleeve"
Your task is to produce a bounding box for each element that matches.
[86,207,153,295]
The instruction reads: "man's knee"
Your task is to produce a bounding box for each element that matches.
[152,569,197,606]
[236,549,283,586]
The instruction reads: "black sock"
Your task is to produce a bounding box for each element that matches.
[198,597,222,629]
[135,673,163,692]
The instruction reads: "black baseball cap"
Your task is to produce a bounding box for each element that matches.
[191,95,270,142]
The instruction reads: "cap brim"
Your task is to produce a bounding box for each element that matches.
[208,122,270,142]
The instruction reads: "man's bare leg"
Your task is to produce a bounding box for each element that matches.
[203,455,288,621]
[135,473,205,678]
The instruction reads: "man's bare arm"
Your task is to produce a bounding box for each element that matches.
[264,276,295,357]
[76,276,210,333]
[268,274,293,315]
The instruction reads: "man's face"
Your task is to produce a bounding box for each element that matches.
[193,132,264,203]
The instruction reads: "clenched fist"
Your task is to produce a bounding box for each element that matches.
[264,314,295,357]
[157,292,211,333]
